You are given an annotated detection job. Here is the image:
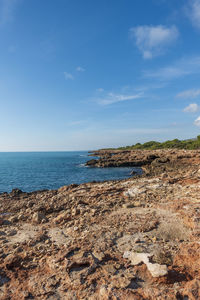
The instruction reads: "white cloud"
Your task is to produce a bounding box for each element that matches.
[186,0,200,29]
[76,66,85,72]
[96,92,142,105]
[96,88,104,92]
[177,89,200,99]
[64,72,74,80]
[194,116,200,126]
[130,25,179,59]
[144,56,200,80]
[183,103,200,113]
[0,0,19,26]
[68,120,86,126]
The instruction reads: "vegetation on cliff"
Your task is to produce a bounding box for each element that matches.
[117,135,200,150]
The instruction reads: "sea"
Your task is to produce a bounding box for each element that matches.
[0,151,142,193]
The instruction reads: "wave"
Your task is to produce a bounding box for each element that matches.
[77,163,87,168]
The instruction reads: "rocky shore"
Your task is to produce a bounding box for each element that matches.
[0,149,200,299]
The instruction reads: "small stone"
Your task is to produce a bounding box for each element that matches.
[92,251,105,261]
[18,213,25,221]
[134,237,140,243]
[32,212,47,224]
[115,263,121,269]
[15,247,23,253]
[122,203,134,208]
[27,240,34,247]
[45,239,51,244]
[53,212,71,224]
[8,230,17,236]
[103,264,116,274]
[152,236,157,242]
[147,262,168,278]
[112,276,131,288]
[9,216,18,223]
[134,201,141,207]
[71,208,80,216]
[99,285,108,297]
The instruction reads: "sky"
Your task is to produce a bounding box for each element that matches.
[1,0,200,151]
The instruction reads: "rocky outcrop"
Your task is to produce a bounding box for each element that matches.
[0,149,200,299]
[86,149,199,175]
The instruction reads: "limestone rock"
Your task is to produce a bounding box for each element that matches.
[0,148,200,299]
[123,251,168,278]
[32,211,47,224]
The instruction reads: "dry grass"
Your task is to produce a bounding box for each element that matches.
[152,248,173,265]
[156,219,190,242]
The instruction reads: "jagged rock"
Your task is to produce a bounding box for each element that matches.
[10,189,23,197]
[123,251,168,277]
[32,211,47,224]
[147,262,168,278]
[0,149,200,299]
[53,211,71,224]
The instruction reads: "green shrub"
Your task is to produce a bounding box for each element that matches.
[115,135,200,150]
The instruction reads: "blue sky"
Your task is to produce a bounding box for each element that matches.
[1,0,200,151]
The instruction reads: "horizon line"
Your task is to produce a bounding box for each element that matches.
[0,150,93,153]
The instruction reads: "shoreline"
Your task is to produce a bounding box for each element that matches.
[0,149,200,299]
[0,151,138,194]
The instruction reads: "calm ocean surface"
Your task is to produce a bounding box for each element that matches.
[0,151,141,193]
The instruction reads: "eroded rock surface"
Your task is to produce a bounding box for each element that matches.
[0,149,200,299]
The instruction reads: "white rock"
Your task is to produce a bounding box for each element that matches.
[32,212,46,223]
[124,187,146,197]
[147,262,168,278]
[123,251,168,278]
[99,285,108,296]
[123,251,131,259]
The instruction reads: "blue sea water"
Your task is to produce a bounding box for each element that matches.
[0,151,142,193]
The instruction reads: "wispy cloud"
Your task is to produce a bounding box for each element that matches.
[76,66,85,72]
[96,88,104,92]
[64,72,74,80]
[68,120,87,126]
[186,0,200,30]
[130,25,179,59]
[194,116,200,126]
[144,56,200,80]
[96,92,142,105]
[0,0,20,26]
[177,88,200,99]
[183,103,200,113]
[64,67,85,80]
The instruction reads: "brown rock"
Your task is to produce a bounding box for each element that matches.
[32,211,47,224]
[0,148,200,299]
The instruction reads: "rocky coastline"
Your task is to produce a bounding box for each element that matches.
[0,149,200,299]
